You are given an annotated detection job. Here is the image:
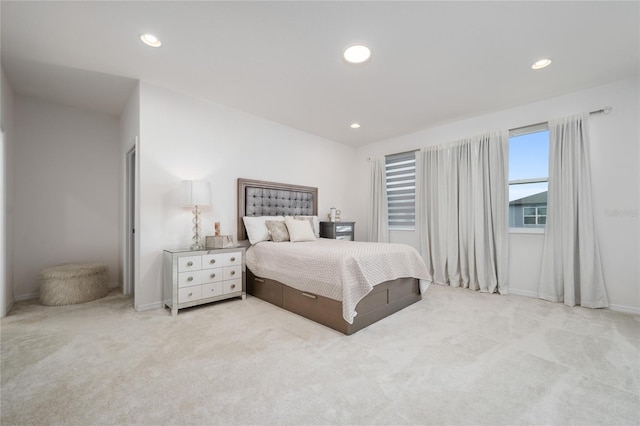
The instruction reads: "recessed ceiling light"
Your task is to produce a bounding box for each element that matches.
[344,44,371,64]
[350,123,361,129]
[140,33,162,48]
[531,58,551,70]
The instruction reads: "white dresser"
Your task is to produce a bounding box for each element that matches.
[163,246,246,316]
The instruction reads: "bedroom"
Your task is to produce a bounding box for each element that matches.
[1,1,639,425]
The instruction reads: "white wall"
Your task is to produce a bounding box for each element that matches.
[12,96,122,299]
[135,83,357,310]
[354,78,640,313]
[1,66,16,315]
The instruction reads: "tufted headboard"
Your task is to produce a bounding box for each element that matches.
[237,178,318,241]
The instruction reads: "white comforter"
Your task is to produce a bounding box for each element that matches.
[246,238,431,323]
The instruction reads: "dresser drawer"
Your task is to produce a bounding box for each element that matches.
[178,269,222,288]
[223,265,241,281]
[221,252,242,267]
[202,282,223,298]
[336,235,353,241]
[200,268,223,283]
[335,224,353,233]
[178,256,202,272]
[178,285,202,302]
[178,271,200,287]
[201,252,242,269]
[201,253,224,269]
[223,279,242,294]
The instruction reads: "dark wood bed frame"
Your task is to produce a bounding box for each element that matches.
[237,178,422,335]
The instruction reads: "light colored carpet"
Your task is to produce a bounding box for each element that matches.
[1,285,638,425]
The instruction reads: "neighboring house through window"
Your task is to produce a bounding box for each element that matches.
[508,124,549,229]
[509,191,547,228]
[385,151,416,230]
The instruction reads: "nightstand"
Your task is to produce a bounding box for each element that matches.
[320,221,356,241]
[163,246,246,316]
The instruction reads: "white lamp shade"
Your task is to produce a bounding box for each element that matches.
[181,180,211,207]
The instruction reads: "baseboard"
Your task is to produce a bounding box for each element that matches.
[6,298,15,314]
[509,289,639,315]
[14,286,638,316]
[14,292,39,301]
[135,301,163,312]
[608,303,640,316]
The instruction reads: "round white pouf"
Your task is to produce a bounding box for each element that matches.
[39,263,109,306]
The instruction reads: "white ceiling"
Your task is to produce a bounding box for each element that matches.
[2,1,638,147]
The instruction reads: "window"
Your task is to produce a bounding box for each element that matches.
[508,124,549,229]
[523,206,547,225]
[385,151,416,229]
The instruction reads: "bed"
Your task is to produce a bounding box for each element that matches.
[237,178,430,335]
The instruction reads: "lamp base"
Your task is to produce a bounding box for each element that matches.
[190,205,203,251]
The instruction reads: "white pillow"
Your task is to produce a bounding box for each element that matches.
[243,216,284,244]
[284,216,316,242]
[294,215,320,238]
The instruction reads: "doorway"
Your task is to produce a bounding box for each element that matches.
[0,130,5,317]
[125,142,137,298]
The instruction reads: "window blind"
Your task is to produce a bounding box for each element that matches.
[385,151,416,228]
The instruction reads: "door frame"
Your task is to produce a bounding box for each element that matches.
[124,138,140,302]
[0,130,6,317]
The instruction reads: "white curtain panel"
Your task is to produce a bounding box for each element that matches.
[417,133,509,293]
[368,158,389,243]
[538,113,608,308]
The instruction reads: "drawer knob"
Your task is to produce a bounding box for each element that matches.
[187,261,193,267]
[230,257,236,262]
[188,292,193,297]
[210,273,216,278]
[187,276,193,282]
[231,284,236,289]
[210,259,216,264]
[230,270,236,276]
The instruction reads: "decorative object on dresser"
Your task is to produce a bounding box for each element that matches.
[327,207,343,222]
[181,180,211,250]
[39,263,109,306]
[206,221,234,248]
[205,235,234,249]
[329,207,336,222]
[163,246,245,316]
[320,221,355,241]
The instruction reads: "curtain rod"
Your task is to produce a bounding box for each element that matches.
[370,107,614,157]
[368,148,419,162]
[590,106,613,115]
[510,106,613,133]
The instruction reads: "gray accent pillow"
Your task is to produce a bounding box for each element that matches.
[266,220,290,242]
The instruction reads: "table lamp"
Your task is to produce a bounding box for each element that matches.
[181,180,211,250]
